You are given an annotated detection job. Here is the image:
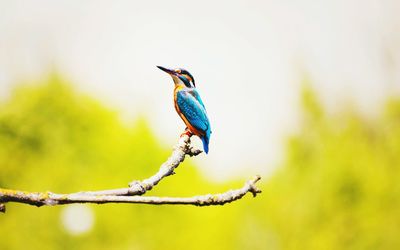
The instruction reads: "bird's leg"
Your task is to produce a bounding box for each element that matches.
[180,127,193,137]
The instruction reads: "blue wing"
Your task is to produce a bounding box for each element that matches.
[190,89,207,111]
[176,89,211,153]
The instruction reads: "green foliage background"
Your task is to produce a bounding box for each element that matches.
[0,75,399,249]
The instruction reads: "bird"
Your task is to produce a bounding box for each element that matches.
[157,66,211,154]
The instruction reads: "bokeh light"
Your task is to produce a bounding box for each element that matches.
[61,205,94,235]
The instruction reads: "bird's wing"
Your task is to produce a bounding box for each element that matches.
[188,89,207,111]
[176,90,210,134]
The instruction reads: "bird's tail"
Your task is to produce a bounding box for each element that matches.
[201,134,210,154]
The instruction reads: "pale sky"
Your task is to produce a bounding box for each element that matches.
[1,0,399,181]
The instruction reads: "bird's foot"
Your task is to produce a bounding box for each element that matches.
[180,129,193,137]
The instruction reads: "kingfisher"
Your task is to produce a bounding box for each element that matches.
[157,66,211,154]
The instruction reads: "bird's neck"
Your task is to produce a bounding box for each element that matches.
[174,84,186,92]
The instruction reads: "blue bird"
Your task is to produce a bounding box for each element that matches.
[157,66,212,153]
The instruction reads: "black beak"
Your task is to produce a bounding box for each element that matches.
[157,66,175,75]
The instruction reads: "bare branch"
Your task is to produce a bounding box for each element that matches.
[0,132,262,212]
[71,134,200,196]
[0,176,261,207]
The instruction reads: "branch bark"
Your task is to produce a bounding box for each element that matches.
[0,175,261,207]
[0,134,262,211]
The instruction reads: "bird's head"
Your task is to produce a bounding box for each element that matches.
[157,66,196,88]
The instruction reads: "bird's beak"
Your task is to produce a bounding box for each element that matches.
[157,66,175,75]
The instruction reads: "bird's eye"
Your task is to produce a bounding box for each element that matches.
[181,74,188,81]
[183,74,192,82]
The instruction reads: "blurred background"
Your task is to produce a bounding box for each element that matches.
[1,0,400,249]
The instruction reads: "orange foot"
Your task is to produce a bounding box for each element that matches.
[180,129,193,137]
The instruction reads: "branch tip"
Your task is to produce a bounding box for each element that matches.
[247,175,262,197]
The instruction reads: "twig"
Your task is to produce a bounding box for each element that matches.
[0,176,261,207]
[71,134,201,196]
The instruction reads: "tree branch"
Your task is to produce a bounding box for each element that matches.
[0,133,262,212]
[0,175,261,207]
